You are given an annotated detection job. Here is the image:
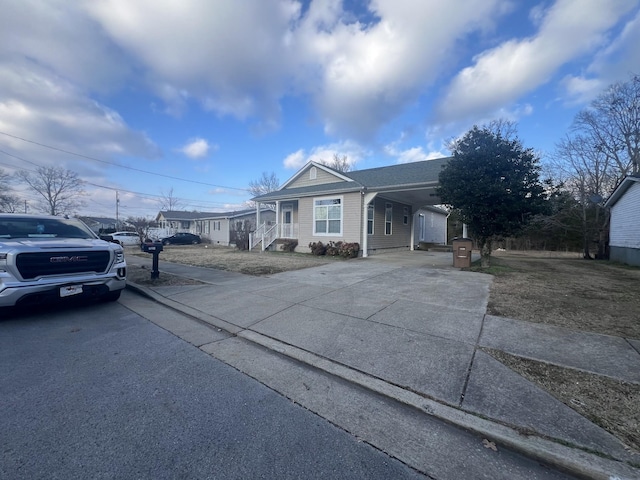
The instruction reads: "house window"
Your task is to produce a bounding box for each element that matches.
[181,221,189,229]
[385,203,392,235]
[310,167,317,180]
[367,204,374,235]
[314,197,342,235]
[403,207,409,225]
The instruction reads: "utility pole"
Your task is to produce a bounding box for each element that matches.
[24,200,28,214]
[116,191,120,230]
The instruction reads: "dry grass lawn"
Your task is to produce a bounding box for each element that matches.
[478,251,640,453]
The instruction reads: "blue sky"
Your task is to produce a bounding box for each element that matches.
[1,0,639,219]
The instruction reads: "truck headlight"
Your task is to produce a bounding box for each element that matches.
[115,250,125,264]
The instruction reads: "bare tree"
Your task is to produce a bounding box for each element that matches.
[0,168,22,213]
[553,135,615,258]
[15,166,85,215]
[159,187,183,211]
[572,73,640,179]
[126,216,156,241]
[325,153,351,172]
[249,172,280,197]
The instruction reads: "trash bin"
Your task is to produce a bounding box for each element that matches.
[452,238,473,268]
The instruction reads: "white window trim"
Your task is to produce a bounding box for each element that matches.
[385,202,393,236]
[313,195,343,236]
[403,206,409,225]
[367,204,374,235]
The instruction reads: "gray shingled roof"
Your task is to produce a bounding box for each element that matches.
[253,157,450,202]
[158,208,272,221]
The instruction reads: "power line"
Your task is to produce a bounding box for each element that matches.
[0,130,250,192]
[0,150,245,209]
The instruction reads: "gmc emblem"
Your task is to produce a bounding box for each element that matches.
[50,255,89,263]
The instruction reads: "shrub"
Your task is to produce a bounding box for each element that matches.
[282,239,298,252]
[339,242,360,258]
[308,241,326,255]
[325,241,342,256]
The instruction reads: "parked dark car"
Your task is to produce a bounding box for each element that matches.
[161,232,201,245]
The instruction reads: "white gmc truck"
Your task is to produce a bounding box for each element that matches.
[0,214,127,310]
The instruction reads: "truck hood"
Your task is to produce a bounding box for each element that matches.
[0,238,117,250]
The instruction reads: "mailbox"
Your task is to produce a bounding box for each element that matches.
[142,242,163,253]
[452,238,473,268]
[141,241,163,279]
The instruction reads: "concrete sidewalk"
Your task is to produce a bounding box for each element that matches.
[125,250,640,479]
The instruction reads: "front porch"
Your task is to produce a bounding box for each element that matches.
[250,222,299,251]
[251,200,299,251]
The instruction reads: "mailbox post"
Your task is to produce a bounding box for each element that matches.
[142,241,163,279]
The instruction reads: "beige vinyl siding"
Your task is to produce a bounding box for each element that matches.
[367,197,412,252]
[297,192,362,252]
[286,165,349,189]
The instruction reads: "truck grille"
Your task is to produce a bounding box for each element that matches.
[16,251,111,280]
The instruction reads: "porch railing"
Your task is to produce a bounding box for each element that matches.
[250,223,299,251]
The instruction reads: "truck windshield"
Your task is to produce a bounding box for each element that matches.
[0,217,97,240]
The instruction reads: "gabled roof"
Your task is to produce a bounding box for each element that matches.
[157,208,274,222]
[280,161,353,189]
[200,208,274,220]
[253,157,450,203]
[604,174,640,208]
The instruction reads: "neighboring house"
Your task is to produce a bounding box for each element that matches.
[414,206,449,246]
[79,216,118,235]
[604,174,640,266]
[251,158,450,256]
[156,208,275,246]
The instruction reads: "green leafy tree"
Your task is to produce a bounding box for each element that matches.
[438,123,547,267]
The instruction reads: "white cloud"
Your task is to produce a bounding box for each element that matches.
[283,141,367,169]
[0,61,160,173]
[293,0,507,139]
[561,9,640,104]
[85,0,300,125]
[179,138,214,159]
[283,149,307,169]
[435,0,637,124]
[384,144,447,164]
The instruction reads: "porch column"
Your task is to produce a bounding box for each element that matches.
[410,211,415,251]
[361,192,377,258]
[275,200,280,237]
[256,202,261,227]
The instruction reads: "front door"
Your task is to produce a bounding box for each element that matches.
[282,204,293,238]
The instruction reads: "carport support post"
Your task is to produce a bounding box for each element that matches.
[361,191,377,258]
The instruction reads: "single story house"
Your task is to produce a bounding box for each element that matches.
[604,174,640,266]
[156,208,275,246]
[251,158,450,256]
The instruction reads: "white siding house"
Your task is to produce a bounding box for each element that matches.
[414,206,448,245]
[604,175,640,266]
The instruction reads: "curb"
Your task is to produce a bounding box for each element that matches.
[125,282,640,480]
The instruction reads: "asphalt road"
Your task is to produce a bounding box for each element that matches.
[0,299,425,480]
